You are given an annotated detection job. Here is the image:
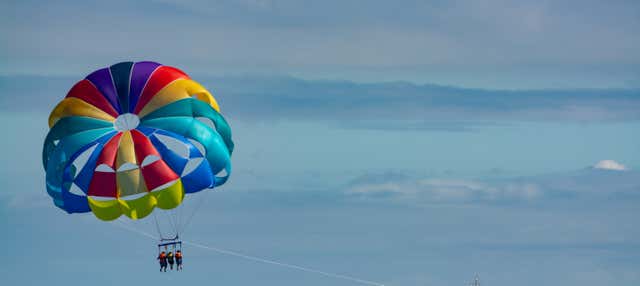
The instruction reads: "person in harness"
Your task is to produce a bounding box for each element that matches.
[175,250,183,271]
[167,251,175,270]
[157,251,168,272]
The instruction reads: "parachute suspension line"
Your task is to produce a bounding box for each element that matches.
[178,189,208,236]
[170,207,180,240]
[152,212,162,238]
[173,204,181,236]
[152,212,170,241]
[163,208,178,238]
[175,201,182,236]
[110,223,387,286]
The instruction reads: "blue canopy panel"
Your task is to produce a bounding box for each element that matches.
[46,131,116,214]
[138,127,215,193]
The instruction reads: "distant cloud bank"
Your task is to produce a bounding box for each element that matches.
[211,77,640,123]
[344,168,640,205]
[4,75,639,125]
[345,171,541,204]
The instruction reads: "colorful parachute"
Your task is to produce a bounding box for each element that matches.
[43,61,233,221]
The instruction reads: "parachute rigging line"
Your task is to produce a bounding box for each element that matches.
[163,207,178,236]
[177,190,208,236]
[111,221,386,286]
[152,212,178,241]
[152,212,164,240]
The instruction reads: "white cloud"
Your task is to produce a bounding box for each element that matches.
[346,175,541,203]
[592,160,628,171]
[347,167,640,205]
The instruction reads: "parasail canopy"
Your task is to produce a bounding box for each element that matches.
[43,61,234,221]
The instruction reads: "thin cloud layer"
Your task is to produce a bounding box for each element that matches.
[345,168,640,204]
[4,75,638,124]
[345,172,541,204]
[208,77,640,122]
[2,0,639,88]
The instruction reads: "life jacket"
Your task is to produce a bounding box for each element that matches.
[176,252,182,259]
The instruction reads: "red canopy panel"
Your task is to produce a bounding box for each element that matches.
[66,79,119,117]
[133,66,189,114]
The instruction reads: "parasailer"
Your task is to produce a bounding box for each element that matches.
[176,250,183,270]
[167,251,175,270]
[42,61,234,270]
[158,251,168,272]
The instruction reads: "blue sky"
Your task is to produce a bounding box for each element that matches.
[1,1,640,285]
[2,0,639,88]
